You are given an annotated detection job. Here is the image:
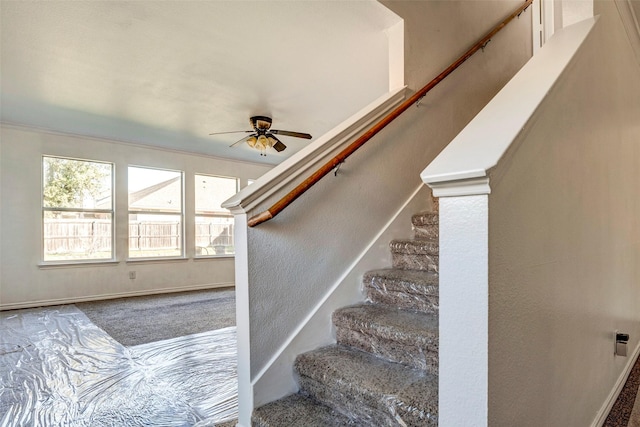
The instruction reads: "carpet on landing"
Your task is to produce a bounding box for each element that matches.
[75,287,235,346]
[605,351,640,427]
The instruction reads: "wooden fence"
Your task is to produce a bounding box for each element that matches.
[44,219,112,254]
[195,222,234,248]
[44,219,234,254]
[129,221,181,251]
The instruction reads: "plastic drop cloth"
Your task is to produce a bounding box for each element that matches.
[0,305,237,426]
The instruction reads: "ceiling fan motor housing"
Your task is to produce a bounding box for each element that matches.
[250,116,272,132]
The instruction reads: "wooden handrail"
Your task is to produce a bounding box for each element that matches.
[248,0,533,227]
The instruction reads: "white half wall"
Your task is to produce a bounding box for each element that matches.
[439,194,489,426]
[423,3,639,424]
[0,125,272,308]
[488,4,640,425]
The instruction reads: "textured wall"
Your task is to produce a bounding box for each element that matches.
[488,4,640,425]
[0,125,272,307]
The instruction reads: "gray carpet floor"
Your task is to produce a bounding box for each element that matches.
[75,287,235,346]
[605,352,640,427]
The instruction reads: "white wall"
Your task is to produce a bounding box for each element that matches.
[235,2,533,421]
[488,3,640,425]
[0,125,272,309]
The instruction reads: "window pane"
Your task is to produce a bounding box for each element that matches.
[195,175,237,257]
[195,175,237,215]
[195,216,234,256]
[43,211,112,261]
[129,214,182,258]
[129,167,182,213]
[43,157,112,209]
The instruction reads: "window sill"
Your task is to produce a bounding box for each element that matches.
[194,254,235,261]
[126,257,188,265]
[38,260,120,269]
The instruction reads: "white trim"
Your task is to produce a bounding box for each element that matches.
[0,282,234,311]
[543,0,557,43]
[614,0,640,67]
[233,213,253,427]
[430,176,491,198]
[222,87,408,214]
[386,19,405,91]
[532,0,544,54]
[592,341,640,427]
[38,260,120,269]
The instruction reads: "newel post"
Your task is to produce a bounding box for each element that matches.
[228,211,253,427]
[426,176,491,426]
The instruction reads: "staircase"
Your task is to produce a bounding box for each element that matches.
[252,209,440,426]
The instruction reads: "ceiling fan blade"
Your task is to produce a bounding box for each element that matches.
[229,134,255,147]
[268,134,287,152]
[209,130,252,136]
[270,129,312,139]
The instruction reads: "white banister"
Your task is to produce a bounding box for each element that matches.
[421,17,597,195]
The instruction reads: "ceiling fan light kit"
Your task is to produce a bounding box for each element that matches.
[209,115,311,156]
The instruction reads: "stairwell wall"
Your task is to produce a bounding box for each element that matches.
[235,1,533,419]
[487,4,640,425]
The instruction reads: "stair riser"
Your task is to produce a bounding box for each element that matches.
[411,212,439,227]
[413,224,439,240]
[366,288,439,314]
[336,328,438,374]
[392,253,439,272]
[298,375,435,427]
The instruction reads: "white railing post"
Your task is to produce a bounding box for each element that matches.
[429,178,490,426]
[230,212,253,427]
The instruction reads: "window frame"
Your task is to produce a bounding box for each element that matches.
[41,155,115,264]
[127,165,185,260]
[194,173,239,258]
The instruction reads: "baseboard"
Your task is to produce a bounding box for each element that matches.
[0,282,234,311]
[592,341,640,427]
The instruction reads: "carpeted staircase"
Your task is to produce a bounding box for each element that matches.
[252,210,440,426]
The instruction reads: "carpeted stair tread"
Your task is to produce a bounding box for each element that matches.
[411,212,439,226]
[364,268,439,313]
[295,345,438,426]
[252,394,355,426]
[390,239,439,272]
[334,303,438,372]
[390,239,439,254]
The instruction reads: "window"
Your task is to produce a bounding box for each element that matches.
[128,166,183,258]
[195,174,238,256]
[42,156,114,261]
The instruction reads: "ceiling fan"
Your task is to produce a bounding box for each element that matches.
[209,116,312,156]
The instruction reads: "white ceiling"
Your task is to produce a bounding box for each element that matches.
[1,1,401,165]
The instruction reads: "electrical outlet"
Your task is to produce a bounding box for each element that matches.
[615,330,629,357]
[129,271,136,280]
